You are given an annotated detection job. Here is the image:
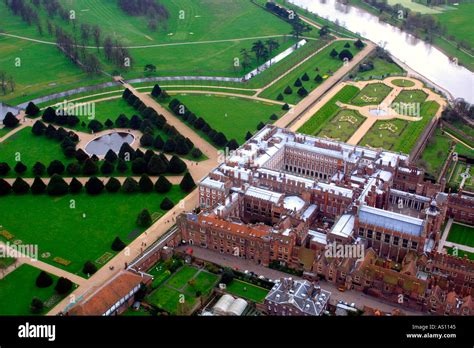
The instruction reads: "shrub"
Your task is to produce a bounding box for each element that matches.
[55,277,73,294]
[180,172,196,192]
[155,176,172,193]
[160,197,175,210]
[122,177,139,193]
[0,179,12,196]
[85,177,104,195]
[284,86,292,95]
[31,177,46,195]
[47,175,69,196]
[191,148,202,159]
[136,209,152,227]
[82,261,97,275]
[105,177,121,193]
[111,236,126,251]
[30,298,44,314]
[36,271,53,288]
[139,174,154,193]
[14,162,27,175]
[12,177,30,194]
[69,177,83,194]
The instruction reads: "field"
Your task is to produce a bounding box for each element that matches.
[259,40,357,104]
[417,128,453,177]
[0,187,186,274]
[447,223,474,248]
[298,85,360,135]
[317,109,365,142]
[0,0,295,104]
[359,119,408,151]
[0,264,70,315]
[393,89,428,105]
[146,265,219,314]
[0,127,74,177]
[354,57,404,80]
[165,93,285,144]
[226,279,270,303]
[387,0,443,14]
[391,79,415,87]
[351,83,392,106]
[435,3,474,47]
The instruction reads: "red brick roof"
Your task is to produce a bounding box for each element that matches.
[67,271,151,316]
[199,214,271,238]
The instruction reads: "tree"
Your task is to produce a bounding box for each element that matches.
[265,38,280,56]
[69,177,83,194]
[105,177,121,193]
[344,42,351,48]
[191,148,202,159]
[140,133,154,147]
[105,149,118,163]
[330,48,339,58]
[339,49,354,61]
[153,135,164,150]
[82,158,98,176]
[122,177,139,193]
[111,236,126,251]
[32,120,46,135]
[130,115,142,130]
[14,161,27,175]
[82,261,97,276]
[314,74,323,83]
[282,103,290,110]
[85,177,104,195]
[294,78,302,87]
[66,163,82,176]
[0,162,11,176]
[302,72,310,81]
[117,158,128,173]
[30,298,44,314]
[75,149,89,163]
[100,160,114,175]
[31,177,46,195]
[155,176,172,193]
[319,25,329,37]
[245,131,253,141]
[0,179,11,196]
[270,114,279,121]
[227,139,239,150]
[257,122,265,130]
[47,160,65,176]
[36,271,53,288]
[354,39,365,49]
[3,112,19,128]
[47,174,69,196]
[31,162,45,176]
[240,48,252,71]
[119,143,135,161]
[25,102,40,117]
[277,93,284,101]
[251,40,266,62]
[284,86,293,95]
[88,120,104,133]
[151,84,162,97]
[291,19,311,40]
[163,138,176,153]
[221,269,234,285]
[131,157,147,175]
[298,87,308,97]
[168,155,187,174]
[115,114,129,128]
[147,155,167,175]
[160,197,174,210]
[12,177,29,194]
[139,174,154,193]
[55,277,73,295]
[105,118,114,128]
[212,132,228,147]
[180,172,196,192]
[137,208,152,227]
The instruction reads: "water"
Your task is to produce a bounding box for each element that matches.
[290,0,474,103]
[85,132,135,157]
[369,108,388,116]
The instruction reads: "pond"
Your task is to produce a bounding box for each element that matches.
[369,108,388,116]
[85,132,135,157]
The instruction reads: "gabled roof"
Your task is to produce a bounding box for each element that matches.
[359,205,424,236]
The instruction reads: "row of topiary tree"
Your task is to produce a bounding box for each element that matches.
[31,271,73,313]
[0,172,196,196]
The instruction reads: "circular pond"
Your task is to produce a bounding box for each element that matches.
[369,108,388,117]
[85,132,135,157]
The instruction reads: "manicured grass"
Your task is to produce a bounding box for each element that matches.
[166,265,199,289]
[0,127,74,177]
[446,247,474,261]
[354,57,404,80]
[147,262,173,288]
[359,119,408,151]
[165,93,285,144]
[226,279,269,303]
[447,223,474,248]
[259,40,357,104]
[298,85,360,135]
[351,83,392,106]
[317,109,365,142]
[147,285,196,315]
[0,264,69,315]
[435,3,474,47]
[391,79,415,87]
[449,162,473,191]
[0,187,186,274]
[393,89,428,105]
[418,128,453,177]
[387,0,443,14]
[184,271,219,296]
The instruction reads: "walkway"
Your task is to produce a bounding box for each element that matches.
[438,218,454,252]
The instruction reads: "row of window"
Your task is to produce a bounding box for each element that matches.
[358,228,418,249]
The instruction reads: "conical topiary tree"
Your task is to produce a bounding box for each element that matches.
[36,271,53,288]
[105,177,121,193]
[82,261,97,276]
[180,172,196,193]
[136,209,152,227]
[111,236,126,251]
[155,176,172,193]
[160,197,175,210]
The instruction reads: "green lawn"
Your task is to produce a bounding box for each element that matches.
[165,93,285,144]
[259,40,357,104]
[147,262,174,288]
[0,127,74,177]
[0,187,186,274]
[447,223,474,248]
[359,119,408,151]
[317,109,365,142]
[449,162,473,191]
[435,3,474,47]
[147,285,196,315]
[393,89,428,105]
[417,128,453,177]
[0,264,70,315]
[354,57,404,80]
[446,247,474,261]
[166,265,199,289]
[298,85,360,136]
[184,271,219,296]
[351,83,392,106]
[391,79,415,87]
[226,279,269,303]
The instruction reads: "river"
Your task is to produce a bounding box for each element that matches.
[290,0,474,103]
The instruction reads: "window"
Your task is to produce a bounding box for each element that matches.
[367,230,373,239]
[376,232,382,241]
[393,236,399,246]
[384,234,391,243]
[402,239,408,248]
